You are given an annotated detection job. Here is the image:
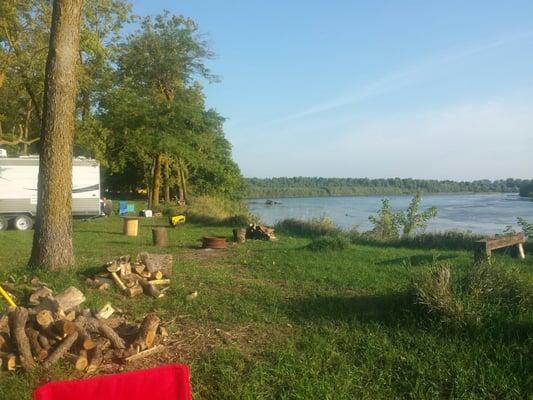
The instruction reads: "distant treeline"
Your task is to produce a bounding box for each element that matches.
[245,177,533,198]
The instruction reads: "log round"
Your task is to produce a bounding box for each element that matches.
[233,228,246,243]
[152,226,168,247]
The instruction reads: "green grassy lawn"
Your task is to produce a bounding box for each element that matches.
[0,216,531,399]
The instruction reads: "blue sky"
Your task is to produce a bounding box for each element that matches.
[131,1,533,180]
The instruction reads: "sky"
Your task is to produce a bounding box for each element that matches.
[131,0,533,180]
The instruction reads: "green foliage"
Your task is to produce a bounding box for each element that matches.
[368,199,402,240]
[413,262,532,326]
[307,235,350,251]
[413,265,465,324]
[368,194,437,240]
[275,218,341,238]
[516,217,533,237]
[518,181,533,198]
[397,192,438,236]
[246,177,532,198]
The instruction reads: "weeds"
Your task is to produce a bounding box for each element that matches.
[307,235,350,251]
[275,218,341,238]
[413,261,532,327]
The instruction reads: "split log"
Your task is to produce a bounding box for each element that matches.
[87,344,103,373]
[147,279,171,286]
[131,313,160,351]
[73,316,96,350]
[42,331,79,368]
[106,261,120,273]
[26,327,48,361]
[136,253,173,277]
[133,263,146,274]
[0,351,17,370]
[137,278,164,299]
[127,284,143,298]
[125,345,163,362]
[86,277,114,290]
[55,287,86,313]
[97,303,116,319]
[110,272,127,291]
[150,271,164,280]
[9,307,35,370]
[28,286,53,305]
[83,312,125,349]
[74,349,88,371]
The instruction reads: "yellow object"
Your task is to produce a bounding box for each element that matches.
[170,214,186,227]
[123,217,139,236]
[0,285,17,308]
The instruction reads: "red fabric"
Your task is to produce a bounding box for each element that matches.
[33,364,191,400]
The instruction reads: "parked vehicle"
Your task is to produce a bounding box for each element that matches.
[0,151,101,230]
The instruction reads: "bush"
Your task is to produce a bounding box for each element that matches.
[412,265,465,324]
[307,235,350,251]
[275,218,341,238]
[412,261,532,326]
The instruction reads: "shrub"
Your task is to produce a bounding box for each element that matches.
[412,261,532,327]
[368,199,402,240]
[517,217,533,238]
[275,218,341,238]
[412,265,465,324]
[307,235,350,251]
[465,262,532,315]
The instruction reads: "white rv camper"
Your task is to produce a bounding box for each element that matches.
[0,152,101,230]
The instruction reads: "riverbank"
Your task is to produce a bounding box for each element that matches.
[248,193,533,235]
[0,215,531,399]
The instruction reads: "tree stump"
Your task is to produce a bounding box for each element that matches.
[233,228,246,243]
[152,226,168,247]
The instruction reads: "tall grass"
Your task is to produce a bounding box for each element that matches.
[275,218,341,238]
[413,261,533,326]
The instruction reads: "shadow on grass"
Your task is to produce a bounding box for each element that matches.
[377,254,457,267]
[289,292,413,325]
[288,293,533,348]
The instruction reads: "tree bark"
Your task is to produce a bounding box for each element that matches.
[151,153,163,208]
[28,0,83,270]
[164,156,171,203]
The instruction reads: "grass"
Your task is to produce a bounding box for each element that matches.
[0,215,532,399]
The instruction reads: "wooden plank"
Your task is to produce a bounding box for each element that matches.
[478,234,525,251]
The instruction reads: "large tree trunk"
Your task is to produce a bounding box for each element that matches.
[177,158,187,204]
[164,157,170,203]
[28,0,83,270]
[151,153,162,208]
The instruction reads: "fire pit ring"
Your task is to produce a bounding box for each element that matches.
[202,236,227,249]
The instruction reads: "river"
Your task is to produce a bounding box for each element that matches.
[247,193,533,235]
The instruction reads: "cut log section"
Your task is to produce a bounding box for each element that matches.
[136,253,173,277]
[131,313,160,352]
[55,287,86,313]
[9,307,35,371]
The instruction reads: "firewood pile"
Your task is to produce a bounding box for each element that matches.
[86,253,172,298]
[246,224,277,240]
[0,283,164,372]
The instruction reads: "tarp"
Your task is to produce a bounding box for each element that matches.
[33,364,191,400]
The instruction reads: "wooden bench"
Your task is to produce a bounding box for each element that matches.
[473,233,526,262]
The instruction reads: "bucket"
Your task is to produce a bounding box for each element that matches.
[123,217,139,236]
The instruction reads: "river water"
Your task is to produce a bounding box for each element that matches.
[247,193,533,235]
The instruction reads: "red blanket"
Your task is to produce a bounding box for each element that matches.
[33,364,191,400]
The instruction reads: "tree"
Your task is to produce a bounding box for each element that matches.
[397,192,438,237]
[29,0,83,269]
[102,12,219,206]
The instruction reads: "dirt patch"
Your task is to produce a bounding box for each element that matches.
[98,319,293,374]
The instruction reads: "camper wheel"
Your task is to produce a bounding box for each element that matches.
[0,216,7,231]
[13,215,33,231]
